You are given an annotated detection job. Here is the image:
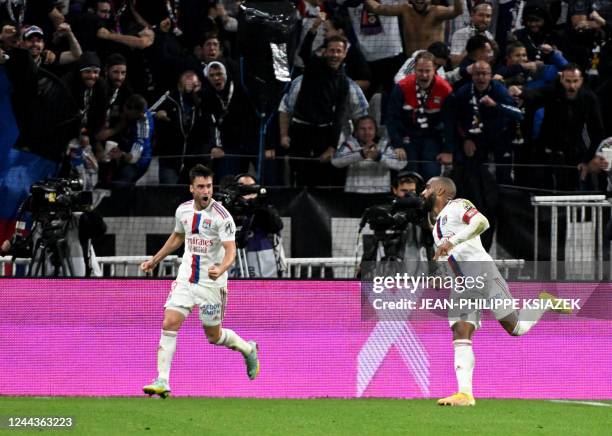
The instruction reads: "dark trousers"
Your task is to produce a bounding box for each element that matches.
[288,122,345,187]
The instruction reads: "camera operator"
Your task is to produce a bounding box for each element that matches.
[358,170,432,276]
[0,178,105,277]
[215,173,285,277]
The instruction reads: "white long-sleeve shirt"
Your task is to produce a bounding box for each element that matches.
[331,136,406,193]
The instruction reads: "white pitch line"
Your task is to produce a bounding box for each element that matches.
[549,400,612,407]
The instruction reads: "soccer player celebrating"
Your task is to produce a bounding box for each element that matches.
[141,164,259,398]
[421,177,569,406]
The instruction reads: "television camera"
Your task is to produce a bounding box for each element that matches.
[10,178,93,275]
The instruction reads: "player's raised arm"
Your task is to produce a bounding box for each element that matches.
[449,206,490,247]
[140,232,185,273]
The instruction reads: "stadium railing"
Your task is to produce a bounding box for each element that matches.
[0,256,525,279]
[532,195,611,280]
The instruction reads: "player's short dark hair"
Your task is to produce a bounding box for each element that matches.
[466,34,491,55]
[506,41,525,58]
[189,164,214,183]
[431,177,456,199]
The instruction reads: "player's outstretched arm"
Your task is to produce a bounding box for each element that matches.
[140,232,185,273]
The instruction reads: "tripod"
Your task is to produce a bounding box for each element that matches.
[235,247,251,278]
[28,219,74,277]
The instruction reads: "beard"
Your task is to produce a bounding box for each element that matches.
[423,193,436,212]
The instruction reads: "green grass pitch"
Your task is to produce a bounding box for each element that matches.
[1,397,610,435]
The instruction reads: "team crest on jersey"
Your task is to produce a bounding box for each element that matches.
[203,219,212,229]
[441,215,447,226]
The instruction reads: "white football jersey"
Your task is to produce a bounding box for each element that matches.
[174,199,236,287]
[433,198,492,263]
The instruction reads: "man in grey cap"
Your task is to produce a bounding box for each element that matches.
[21,23,82,70]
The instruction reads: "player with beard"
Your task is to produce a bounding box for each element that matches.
[364,0,463,55]
[421,176,571,406]
[141,164,260,398]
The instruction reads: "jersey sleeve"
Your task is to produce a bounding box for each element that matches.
[459,199,479,224]
[174,208,185,234]
[218,216,236,242]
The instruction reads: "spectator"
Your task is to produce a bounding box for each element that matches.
[147,17,190,93]
[446,60,523,184]
[99,53,134,138]
[73,0,154,76]
[105,94,154,184]
[21,23,82,72]
[63,51,108,140]
[202,61,261,182]
[451,34,496,89]
[339,0,405,97]
[299,11,372,92]
[278,35,369,187]
[155,70,212,185]
[189,31,239,82]
[495,41,568,89]
[511,2,561,62]
[510,63,608,190]
[387,51,454,181]
[494,41,568,178]
[331,115,407,193]
[72,0,115,53]
[0,38,79,244]
[450,0,494,66]
[557,0,607,76]
[364,0,463,55]
[293,0,328,76]
[445,60,522,248]
[0,0,64,31]
[394,41,451,83]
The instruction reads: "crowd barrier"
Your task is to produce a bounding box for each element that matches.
[0,256,525,279]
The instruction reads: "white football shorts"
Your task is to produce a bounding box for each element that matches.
[164,280,228,326]
[447,261,516,329]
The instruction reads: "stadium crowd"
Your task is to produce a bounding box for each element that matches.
[0,0,611,197]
